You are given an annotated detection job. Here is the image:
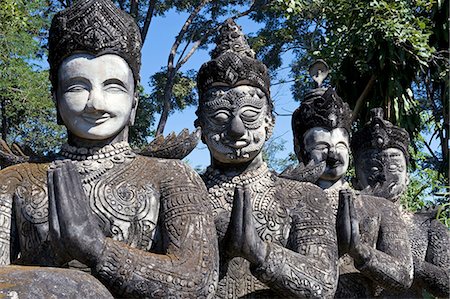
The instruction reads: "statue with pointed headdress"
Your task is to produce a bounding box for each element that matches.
[195,19,338,298]
[352,108,449,298]
[291,64,414,298]
[0,1,218,297]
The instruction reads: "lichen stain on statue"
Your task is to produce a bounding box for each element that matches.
[196,19,338,298]
[0,0,218,298]
[291,64,415,298]
[352,108,450,298]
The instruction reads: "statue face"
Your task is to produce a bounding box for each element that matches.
[303,127,350,181]
[356,147,408,201]
[56,54,136,141]
[199,85,273,164]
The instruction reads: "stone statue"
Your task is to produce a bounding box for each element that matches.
[0,1,218,297]
[291,64,414,298]
[352,108,450,298]
[195,19,338,298]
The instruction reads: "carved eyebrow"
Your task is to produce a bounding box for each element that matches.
[61,76,91,89]
[103,78,127,89]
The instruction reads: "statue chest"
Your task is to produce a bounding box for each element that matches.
[14,161,160,258]
[208,180,292,248]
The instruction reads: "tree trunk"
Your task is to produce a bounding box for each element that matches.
[155,69,175,136]
[1,97,8,141]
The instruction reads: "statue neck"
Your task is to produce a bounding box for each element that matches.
[317,176,347,190]
[209,152,265,177]
[67,127,129,149]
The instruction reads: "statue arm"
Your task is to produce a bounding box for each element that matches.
[0,166,22,265]
[353,205,413,291]
[251,184,338,299]
[93,163,219,298]
[414,219,450,298]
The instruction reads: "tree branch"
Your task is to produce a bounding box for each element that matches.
[117,0,125,10]
[352,74,377,122]
[141,0,156,45]
[130,0,139,19]
[155,0,211,136]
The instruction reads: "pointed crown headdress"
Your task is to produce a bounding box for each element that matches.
[351,108,410,161]
[48,0,142,90]
[292,60,352,158]
[197,19,271,108]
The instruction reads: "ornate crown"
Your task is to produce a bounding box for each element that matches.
[48,0,142,89]
[197,19,271,105]
[351,108,410,160]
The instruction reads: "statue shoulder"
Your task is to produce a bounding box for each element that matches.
[137,155,206,191]
[0,162,49,196]
[276,176,327,206]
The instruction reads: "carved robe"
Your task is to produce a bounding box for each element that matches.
[203,163,338,299]
[0,148,218,298]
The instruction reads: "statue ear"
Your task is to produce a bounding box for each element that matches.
[129,94,139,126]
[53,92,64,125]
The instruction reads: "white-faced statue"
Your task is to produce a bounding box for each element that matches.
[48,2,142,145]
[292,87,353,188]
[303,127,350,181]
[56,54,137,142]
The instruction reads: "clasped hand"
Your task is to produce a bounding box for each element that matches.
[337,189,370,266]
[47,160,105,267]
[223,185,267,266]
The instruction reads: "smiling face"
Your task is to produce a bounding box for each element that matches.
[356,147,408,201]
[198,85,273,164]
[303,127,350,181]
[56,53,136,141]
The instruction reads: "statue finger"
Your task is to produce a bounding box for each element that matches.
[230,186,244,235]
[348,194,360,248]
[53,166,78,232]
[337,190,352,254]
[47,168,61,241]
[242,186,253,226]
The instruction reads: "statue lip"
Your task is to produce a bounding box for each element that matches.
[82,113,111,124]
[225,140,249,149]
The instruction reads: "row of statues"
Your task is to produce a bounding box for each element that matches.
[0,0,448,298]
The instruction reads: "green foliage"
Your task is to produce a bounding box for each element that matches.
[262,137,296,172]
[0,0,65,154]
[147,69,197,113]
[253,0,449,220]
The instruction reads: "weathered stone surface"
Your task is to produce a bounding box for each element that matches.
[291,69,414,298]
[0,266,113,299]
[196,20,338,298]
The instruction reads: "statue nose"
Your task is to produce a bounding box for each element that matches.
[229,116,246,139]
[86,88,105,112]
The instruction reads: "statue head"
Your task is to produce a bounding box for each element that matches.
[351,108,410,202]
[195,19,274,166]
[292,69,353,185]
[48,0,142,144]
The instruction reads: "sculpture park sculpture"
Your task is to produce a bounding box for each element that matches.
[291,64,414,298]
[195,19,338,298]
[0,0,219,297]
[352,108,450,298]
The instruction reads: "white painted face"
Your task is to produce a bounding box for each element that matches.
[303,127,350,181]
[200,85,273,164]
[356,147,409,201]
[56,54,136,141]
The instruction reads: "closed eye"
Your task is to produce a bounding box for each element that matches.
[209,110,231,124]
[104,79,128,93]
[240,108,261,122]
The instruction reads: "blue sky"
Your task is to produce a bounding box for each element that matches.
[141,10,299,169]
